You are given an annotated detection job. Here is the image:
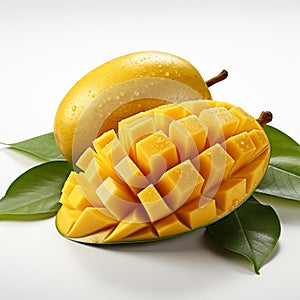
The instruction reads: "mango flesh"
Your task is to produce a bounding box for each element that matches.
[56,100,270,244]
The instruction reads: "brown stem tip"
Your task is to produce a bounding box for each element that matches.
[257,111,273,126]
[206,70,228,87]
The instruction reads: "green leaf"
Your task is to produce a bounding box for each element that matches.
[0,132,65,161]
[207,197,281,274]
[0,161,73,220]
[255,125,300,201]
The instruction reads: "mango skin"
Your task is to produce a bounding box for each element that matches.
[56,100,271,245]
[54,51,212,162]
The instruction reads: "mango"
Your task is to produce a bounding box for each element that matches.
[53,51,213,162]
[56,100,270,244]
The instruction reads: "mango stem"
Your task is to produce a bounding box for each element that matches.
[206,70,228,87]
[257,111,273,126]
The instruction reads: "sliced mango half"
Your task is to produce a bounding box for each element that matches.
[56,100,270,244]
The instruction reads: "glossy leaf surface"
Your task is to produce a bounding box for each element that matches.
[256,125,300,201]
[207,197,281,274]
[0,161,72,220]
[0,132,65,161]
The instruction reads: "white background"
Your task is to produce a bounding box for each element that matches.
[1,0,300,299]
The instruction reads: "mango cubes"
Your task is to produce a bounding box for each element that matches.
[56,100,270,244]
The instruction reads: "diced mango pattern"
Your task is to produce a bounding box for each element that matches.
[56,100,270,243]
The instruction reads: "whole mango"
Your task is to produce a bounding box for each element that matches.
[54,51,213,162]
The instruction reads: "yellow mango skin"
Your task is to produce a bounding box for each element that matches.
[54,51,211,162]
[56,100,271,244]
